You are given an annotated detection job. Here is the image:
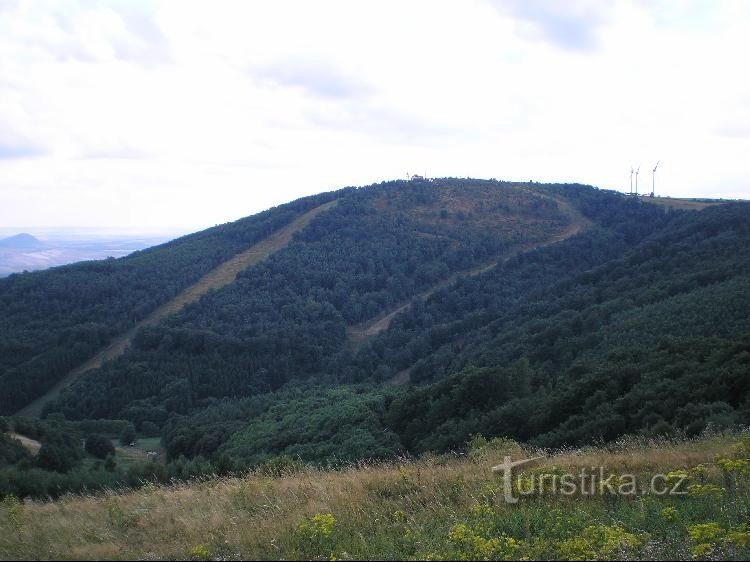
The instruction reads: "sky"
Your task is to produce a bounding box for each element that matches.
[1,0,749,230]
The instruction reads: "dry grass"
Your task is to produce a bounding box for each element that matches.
[0,434,739,560]
[5,432,41,456]
[641,196,727,211]
[537,434,734,474]
[17,201,338,418]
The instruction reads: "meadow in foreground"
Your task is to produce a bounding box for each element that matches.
[1,432,749,560]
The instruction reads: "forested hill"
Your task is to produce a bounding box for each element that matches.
[0,189,340,414]
[1,178,571,417]
[1,178,749,499]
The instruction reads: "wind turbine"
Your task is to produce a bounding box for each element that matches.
[630,167,634,195]
[651,161,660,197]
[635,165,640,196]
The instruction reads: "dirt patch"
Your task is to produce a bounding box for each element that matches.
[7,432,41,456]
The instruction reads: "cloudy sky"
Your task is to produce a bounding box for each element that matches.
[1,0,749,230]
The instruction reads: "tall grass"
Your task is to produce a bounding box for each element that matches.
[1,432,748,560]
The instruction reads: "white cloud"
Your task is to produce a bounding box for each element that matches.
[252,57,373,100]
[0,0,749,229]
[489,0,614,51]
[0,117,48,159]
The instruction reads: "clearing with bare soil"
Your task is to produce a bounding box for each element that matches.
[5,432,41,456]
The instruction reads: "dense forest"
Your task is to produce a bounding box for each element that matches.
[42,179,569,422]
[0,190,339,413]
[2,178,749,498]
[0,415,242,498]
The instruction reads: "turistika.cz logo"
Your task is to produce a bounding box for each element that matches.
[491,456,689,504]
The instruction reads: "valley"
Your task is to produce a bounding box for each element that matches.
[0,231,179,278]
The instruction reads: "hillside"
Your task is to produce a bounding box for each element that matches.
[2,179,571,417]
[641,196,728,211]
[1,178,749,501]
[1,432,748,560]
[0,190,339,414]
[16,200,338,417]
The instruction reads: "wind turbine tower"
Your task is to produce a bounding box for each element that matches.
[651,161,660,197]
[635,165,640,196]
[630,167,634,195]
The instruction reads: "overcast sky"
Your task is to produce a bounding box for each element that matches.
[1,0,749,230]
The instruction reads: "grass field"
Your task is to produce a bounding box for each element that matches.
[640,196,728,211]
[1,431,748,560]
[113,437,165,469]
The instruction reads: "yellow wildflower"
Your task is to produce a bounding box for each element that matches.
[661,506,679,522]
[687,522,724,543]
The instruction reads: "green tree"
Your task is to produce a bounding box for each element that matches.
[120,424,137,447]
[85,434,115,459]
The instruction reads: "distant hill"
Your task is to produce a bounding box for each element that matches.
[0,233,44,249]
[0,232,178,277]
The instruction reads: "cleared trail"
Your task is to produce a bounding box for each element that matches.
[17,200,338,417]
[347,194,589,344]
[6,432,41,456]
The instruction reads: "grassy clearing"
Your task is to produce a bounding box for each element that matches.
[640,196,728,211]
[1,432,748,560]
[132,437,162,451]
[113,438,165,470]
